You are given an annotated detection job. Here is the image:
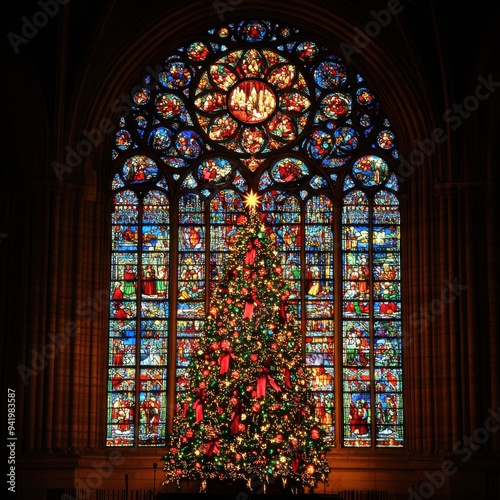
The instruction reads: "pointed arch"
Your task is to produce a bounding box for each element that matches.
[106,19,402,448]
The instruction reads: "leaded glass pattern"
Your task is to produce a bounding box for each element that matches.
[341,185,402,447]
[176,194,206,402]
[107,19,403,448]
[305,196,335,441]
[107,189,169,446]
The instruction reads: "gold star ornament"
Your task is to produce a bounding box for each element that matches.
[243,190,262,211]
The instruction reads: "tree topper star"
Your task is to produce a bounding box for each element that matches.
[243,190,262,211]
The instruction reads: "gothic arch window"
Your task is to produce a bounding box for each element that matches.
[106,20,403,448]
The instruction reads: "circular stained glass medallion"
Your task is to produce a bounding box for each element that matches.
[352,155,388,187]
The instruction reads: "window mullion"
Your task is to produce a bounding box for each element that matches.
[368,194,375,449]
[167,198,180,436]
[135,193,144,446]
[333,197,343,448]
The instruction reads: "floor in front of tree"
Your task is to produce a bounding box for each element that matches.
[161,495,340,499]
[160,477,341,497]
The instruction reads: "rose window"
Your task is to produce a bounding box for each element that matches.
[194,48,311,155]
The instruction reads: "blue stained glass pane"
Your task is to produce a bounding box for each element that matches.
[314,60,347,89]
[343,175,355,190]
[149,127,173,150]
[258,170,273,190]
[385,172,399,191]
[334,127,359,152]
[159,61,192,88]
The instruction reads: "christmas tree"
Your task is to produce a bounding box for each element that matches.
[162,191,331,493]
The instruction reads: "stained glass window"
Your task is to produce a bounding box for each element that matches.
[107,19,402,448]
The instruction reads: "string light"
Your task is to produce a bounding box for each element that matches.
[162,191,330,493]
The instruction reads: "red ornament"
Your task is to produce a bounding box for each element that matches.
[231,370,240,379]
[250,353,258,362]
[305,463,316,475]
[252,403,261,412]
[311,428,320,440]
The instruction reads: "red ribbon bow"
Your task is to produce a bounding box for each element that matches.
[192,386,207,423]
[218,348,236,375]
[206,436,221,456]
[256,366,281,397]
